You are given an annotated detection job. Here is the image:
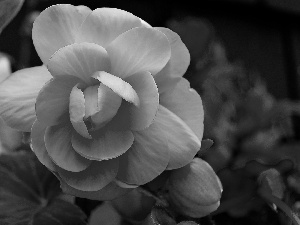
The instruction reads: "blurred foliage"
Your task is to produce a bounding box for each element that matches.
[170,16,300,225]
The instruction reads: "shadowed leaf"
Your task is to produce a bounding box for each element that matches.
[0,151,87,225]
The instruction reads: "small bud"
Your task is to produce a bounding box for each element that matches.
[167,158,222,218]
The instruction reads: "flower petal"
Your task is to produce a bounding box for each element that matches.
[90,84,122,127]
[48,42,110,84]
[69,85,91,139]
[0,54,11,83]
[71,128,134,161]
[155,105,201,170]
[154,28,190,93]
[0,66,52,131]
[106,27,171,78]
[44,124,91,172]
[106,71,159,132]
[160,78,204,141]
[57,158,119,191]
[77,8,142,48]
[93,71,139,106]
[124,71,159,131]
[116,122,169,185]
[32,4,91,64]
[36,75,80,126]
[60,179,132,201]
[83,85,99,118]
[31,120,56,171]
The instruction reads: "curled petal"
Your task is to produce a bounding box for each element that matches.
[124,71,159,131]
[91,84,122,127]
[72,128,134,161]
[94,71,139,106]
[78,8,142,48]
[45,124,91,172]
[48,42,110,84]
[114,180,138,189]
[57,158,119,191]
[160,78,204,141]
[36,75,80,126]
[60,179,132,201]
[155,105,201,170]
[154,28,190,93]
[83,85,99,118]
[33,4,91,64]
[31,120,56,171]
[0,66,51,131]
[106,27,171,78]
[117,122,169,185]
[69,85,91,139]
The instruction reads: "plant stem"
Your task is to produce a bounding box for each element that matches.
[259,189,300,225]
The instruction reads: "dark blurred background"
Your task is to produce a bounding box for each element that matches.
[1,0,300,100]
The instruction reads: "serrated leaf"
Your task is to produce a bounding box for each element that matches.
[0,151,87,225]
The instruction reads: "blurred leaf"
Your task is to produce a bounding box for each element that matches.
[0,0,25,32]
[258,168,285,200]
[0,151,87,225]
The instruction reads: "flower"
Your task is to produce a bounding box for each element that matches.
[0,4,204,200]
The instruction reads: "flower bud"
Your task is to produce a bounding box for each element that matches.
[167,158,222,218]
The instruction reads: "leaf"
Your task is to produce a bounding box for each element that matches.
[0,151,87,225]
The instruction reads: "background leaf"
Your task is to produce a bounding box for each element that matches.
[0,151,87,225]
[0,0,25,32]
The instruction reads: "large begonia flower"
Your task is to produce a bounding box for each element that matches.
[0,4,204,200]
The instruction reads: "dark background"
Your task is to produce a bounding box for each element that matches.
[1,0,300,99]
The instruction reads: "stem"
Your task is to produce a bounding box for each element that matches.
[259,189,300,225]
[137,187,168,208]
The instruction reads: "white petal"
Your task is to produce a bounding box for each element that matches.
[117,122,169,185]
[0,66,51,131]
[32,4,91,64]
[48,42,110,84]
[78,8,142,48]
[154,27,190,93]
[155,105,201,170]
[106,27,171,78]
[160,78,204,141]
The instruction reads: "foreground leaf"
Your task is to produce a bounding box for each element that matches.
[0,151,87,225]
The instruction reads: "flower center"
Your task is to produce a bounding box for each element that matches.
[83,83,122,131]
